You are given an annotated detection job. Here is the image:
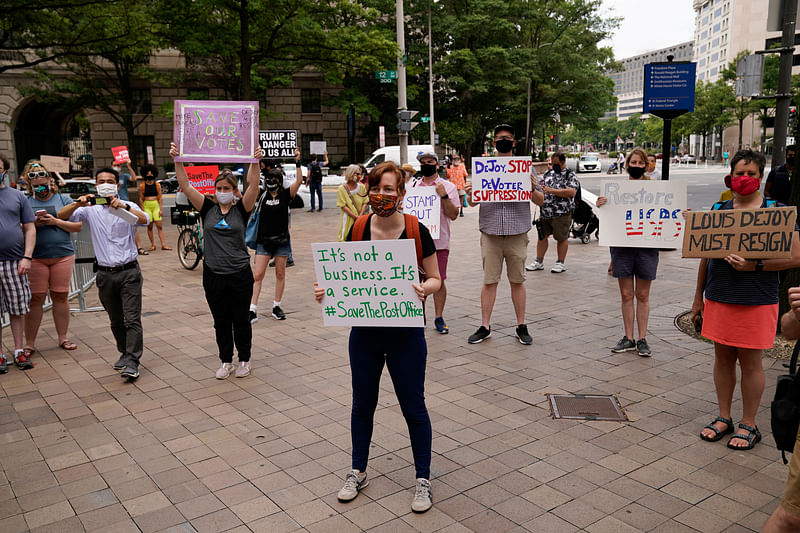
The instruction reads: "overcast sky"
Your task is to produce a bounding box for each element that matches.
[600,0,696,60]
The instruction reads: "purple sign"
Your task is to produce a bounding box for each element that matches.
[173,100,259,163]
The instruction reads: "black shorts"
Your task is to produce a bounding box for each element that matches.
[610,247,659,280]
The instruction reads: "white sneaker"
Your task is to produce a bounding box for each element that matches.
[337,470,368,502]
[526,260,544,271]
[411,478,432,512]
[235,361,250,378]
[215,363,234,379]
[551,261,566,273]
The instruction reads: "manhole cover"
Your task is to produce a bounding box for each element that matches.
[548,394,628,421]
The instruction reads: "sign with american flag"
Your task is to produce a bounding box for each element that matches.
[596,180,687,248]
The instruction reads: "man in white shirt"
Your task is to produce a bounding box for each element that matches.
[58,167,148,379]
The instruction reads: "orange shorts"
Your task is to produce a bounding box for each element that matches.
[29,255,75,294]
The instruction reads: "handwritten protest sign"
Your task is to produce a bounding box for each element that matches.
[111,146,129,165]
[173,100,258,163]
[597,180,687,248]
[185,165,219,195]
[470,157,533,202]
[310,141,327,155]
[259,130,296,158]
[40,155,69,173]
[403,188,441,239]
[682,206,796,258]
[312,239,424,327]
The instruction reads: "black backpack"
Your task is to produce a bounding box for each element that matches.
[310,163,323,183]
[771,339,800,463]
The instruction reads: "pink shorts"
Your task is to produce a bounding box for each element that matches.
[436,249,449,282]
[29,255,75,294]
[701,298,778,350]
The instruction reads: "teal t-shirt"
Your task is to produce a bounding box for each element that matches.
[28,193,75,258]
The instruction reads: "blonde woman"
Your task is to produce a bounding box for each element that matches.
[596,147,657,357]
[336,164,368,241]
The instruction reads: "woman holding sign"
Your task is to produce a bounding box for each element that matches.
[314,161,441,513]
[169,142,262,379]
[691,149,800,451]
[23,162,83,363]
[596,147,657,357]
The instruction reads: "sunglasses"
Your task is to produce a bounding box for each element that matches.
[28,170,48,179]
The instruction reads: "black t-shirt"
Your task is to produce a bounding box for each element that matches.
[346,215,437,258]
[257,188,290,241]
[766,164,791,204]
[200,198,251,274]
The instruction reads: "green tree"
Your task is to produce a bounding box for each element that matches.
[158,0,396,102]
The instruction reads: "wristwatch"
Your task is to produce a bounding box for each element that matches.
[441,194,449,199]
[755,259,764,272]
[124,204,131,211]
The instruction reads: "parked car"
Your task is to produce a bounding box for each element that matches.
[60,179,97,199]
[576,153,602,173]
[680,154,697,164]
[158,176,179,193]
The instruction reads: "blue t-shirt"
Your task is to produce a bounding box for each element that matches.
[118,172,131,201]
[0,186,35,260]
[704,199,788,306]
[28,193,75,259]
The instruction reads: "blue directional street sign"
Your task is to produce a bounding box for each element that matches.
[643,62,696,114]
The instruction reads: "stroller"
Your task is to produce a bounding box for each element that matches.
[571,186,599,244]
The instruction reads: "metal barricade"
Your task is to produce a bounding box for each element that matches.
[1,224,102,328]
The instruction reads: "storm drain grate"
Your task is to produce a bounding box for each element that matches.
[548,394,628,421]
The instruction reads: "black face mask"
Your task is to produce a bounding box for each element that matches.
[552,164,562,173]
[495,139,514,153]
[266,180,279,191]
[628,166,646,179]
[420,163,438,177]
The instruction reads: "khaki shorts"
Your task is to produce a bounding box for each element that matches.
[540,212,572,241]
[782,426,800,516]
[480,232,528,284]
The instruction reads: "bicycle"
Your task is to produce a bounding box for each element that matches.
[171,206,203,270]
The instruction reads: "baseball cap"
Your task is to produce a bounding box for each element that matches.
[416,151,438,162]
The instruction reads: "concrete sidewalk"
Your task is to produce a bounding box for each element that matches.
[0,206,790,532]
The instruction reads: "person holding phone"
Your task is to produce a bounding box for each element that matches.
[58,167,149,380]
[24,162,83,361]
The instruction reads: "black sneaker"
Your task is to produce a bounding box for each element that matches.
[468,326,491,344]
[611,336,636,353]
[636,339,652,357]
[249,310,258,324]
[113,357,127,371]
[120,365,139,379]
[287,259,295,267]
[272,305,286,320]
[515,324,532,345]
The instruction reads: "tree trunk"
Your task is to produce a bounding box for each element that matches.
[738,117,744,150]
[239,0,251,101]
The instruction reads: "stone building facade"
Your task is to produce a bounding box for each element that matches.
[0,53,380,181]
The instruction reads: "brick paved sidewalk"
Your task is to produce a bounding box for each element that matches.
[0,207,790,532]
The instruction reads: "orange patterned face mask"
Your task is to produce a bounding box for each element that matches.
[369,193,398,217]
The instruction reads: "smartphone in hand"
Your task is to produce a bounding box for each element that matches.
[88,196,109,206]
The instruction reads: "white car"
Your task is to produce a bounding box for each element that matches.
[576,153,602,173]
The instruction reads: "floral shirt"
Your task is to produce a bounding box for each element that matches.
[536,168,579,219]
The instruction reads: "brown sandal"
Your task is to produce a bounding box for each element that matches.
[59,340,78,351]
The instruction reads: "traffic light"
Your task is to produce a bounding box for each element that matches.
[790,106,797,128]
[397,110,419,132]
[549,135,554,141]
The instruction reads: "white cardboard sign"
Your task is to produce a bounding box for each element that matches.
[312,239,424,327]
[403,188,441,239]
[309,141,327,155]
[597,179,687,248]
[470,156,534,202]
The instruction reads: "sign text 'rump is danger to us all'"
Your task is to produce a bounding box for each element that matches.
[312,239,424,327]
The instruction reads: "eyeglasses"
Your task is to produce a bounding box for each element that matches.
[28,171,48,179]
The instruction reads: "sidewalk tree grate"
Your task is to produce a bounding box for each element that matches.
[548,394,628,421]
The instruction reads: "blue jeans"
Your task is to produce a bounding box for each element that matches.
[349,327,431,479]
[309,181,323,210]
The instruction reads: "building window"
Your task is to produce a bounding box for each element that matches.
[131,88,152,115]
[711,52,718,62]
[699,72,705,80]
[713,23,721,33]
[132,136,155,168]
[711,67,718,77]
[712,38,720,47]
[301,133,323,160]
[301,89,321,114]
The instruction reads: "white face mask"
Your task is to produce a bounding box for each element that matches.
[216,191,234,205]
[96,183,118,197]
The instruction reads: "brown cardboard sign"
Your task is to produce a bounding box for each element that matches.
[682,206,797,258]
[39,155,70,173]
